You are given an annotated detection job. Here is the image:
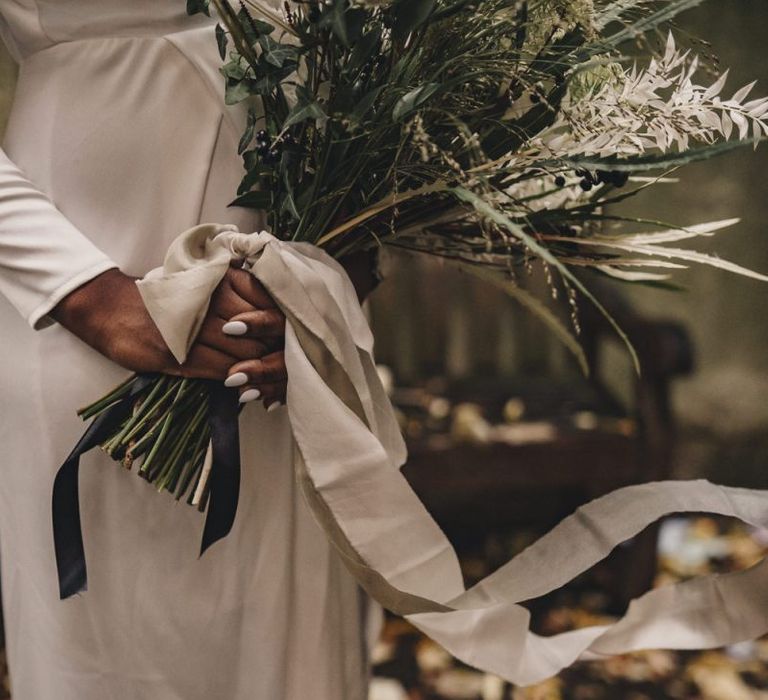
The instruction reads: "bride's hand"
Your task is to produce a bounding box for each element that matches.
[221,251,379,410]
[213,264,288,410]
[52,267,288,407]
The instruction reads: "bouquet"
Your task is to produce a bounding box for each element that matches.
[76,0,768,509]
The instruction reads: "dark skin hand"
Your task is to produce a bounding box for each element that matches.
[51,249,378,410]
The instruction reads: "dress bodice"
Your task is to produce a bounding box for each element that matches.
[0,0,274,317]
[0,0,221,59]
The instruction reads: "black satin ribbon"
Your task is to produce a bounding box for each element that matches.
[53,375,241,600]
[199,381,241,556]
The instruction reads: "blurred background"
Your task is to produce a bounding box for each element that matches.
[1,3,767,699]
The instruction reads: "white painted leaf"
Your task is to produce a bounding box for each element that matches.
[732,80,757,104]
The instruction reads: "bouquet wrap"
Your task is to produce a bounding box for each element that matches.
[121,223,768,685]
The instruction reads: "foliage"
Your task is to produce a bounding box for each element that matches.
[205,0,767,363]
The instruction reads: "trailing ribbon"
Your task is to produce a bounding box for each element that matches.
[68,223,768,685]
[53,373,156,599]
[199,381,241,556]
[53,377,242,600]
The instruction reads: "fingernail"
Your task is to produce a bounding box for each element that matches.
[239,388,262,403]
[224,372,248,388]
[267,402,283,413]
[223,321,248,336]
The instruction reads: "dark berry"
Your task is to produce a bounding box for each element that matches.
[256,129,269,142]
[554,175,566,187]
[530,92,541,103]
[579,179,593,192]
[257,144,270,157]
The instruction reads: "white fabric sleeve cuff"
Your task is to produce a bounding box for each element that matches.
[28,259,119,330]
[0,148,120,330]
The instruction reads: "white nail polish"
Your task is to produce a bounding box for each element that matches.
[223,321,248,336]
[267,402,283,413]
[224,372,248,388]
[239,388,261,403]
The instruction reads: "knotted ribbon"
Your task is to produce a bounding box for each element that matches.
[65,224,768,685]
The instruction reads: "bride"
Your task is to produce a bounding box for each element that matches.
[0,2,376,698]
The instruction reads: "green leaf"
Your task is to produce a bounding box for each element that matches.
[346,27,382,75]
[225,80,252,105]
[281,190,301,222]
[243,149,262,171]
[238,109,258,155]
[237,7,275,41]
[237,166,262,196]
[258,35,299,68]
[252,64,296,95]
[215,24,228,60]
[186,0,210,16]
[321,1,350,46]
[392,0,436,42]
[283,87,327,129]
[350,86,383,123]
[229,190,272,209]
[220,59,246,81]
[393,83,441,121]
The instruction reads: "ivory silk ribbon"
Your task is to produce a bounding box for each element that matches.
[137,223,768,686]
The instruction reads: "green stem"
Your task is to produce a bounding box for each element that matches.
[78,374,139,420]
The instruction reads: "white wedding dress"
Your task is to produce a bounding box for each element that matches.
[0,2,373,699]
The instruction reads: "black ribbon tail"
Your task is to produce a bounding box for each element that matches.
[52,374,156,600]
[53,376,241,599]
[199,382,242,556]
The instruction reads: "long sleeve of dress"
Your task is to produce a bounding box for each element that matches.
[0,148,118,329]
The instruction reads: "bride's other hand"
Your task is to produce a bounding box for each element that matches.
[221,250,380,410]
[220,264,287,409]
